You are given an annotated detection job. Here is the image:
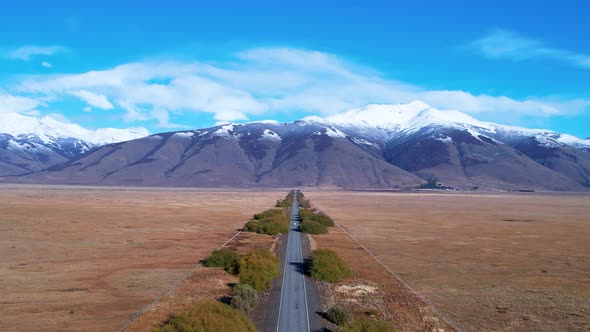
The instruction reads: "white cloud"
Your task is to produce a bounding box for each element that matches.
[7,45,66,61]
[471,29,590,69]
[70,90,114,110]
[0,92,43,114]
[41,61,52,68]
[9,47,589,128]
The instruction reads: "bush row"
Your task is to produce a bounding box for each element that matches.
[298,208,335,234]
[153,300,256,332]
[243,208,289,235]
[309,249,352,283]
[275,190,295,208]
[155,194,293,331]
[297,191,312,208]
[205,247,279,293]
[340,317,397,331]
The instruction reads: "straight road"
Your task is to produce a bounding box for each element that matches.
[277,190,310,332]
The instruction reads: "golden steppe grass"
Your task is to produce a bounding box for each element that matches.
[0,186,282,332]
[307,191,590,332]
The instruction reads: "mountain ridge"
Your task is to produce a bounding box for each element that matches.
[1,101,589,191]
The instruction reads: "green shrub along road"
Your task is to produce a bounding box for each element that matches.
[243,208,290,235]
[276,191,295,208]
[204,248,239,274]
[231,283,258,313]
[309,249,352,283]
[299,208,335,234]
[238,248,280,292]
[153,301,256,332]
[326,306,352,326]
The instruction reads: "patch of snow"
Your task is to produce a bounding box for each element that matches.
[351,137,378,147]
[213,124,237,138]
[173,132,195,139]
[436,136,453,143]
[557,133,590,147]
[325,127,346,138]
[260,129,281,142]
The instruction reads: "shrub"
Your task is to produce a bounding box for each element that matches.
[297,191,311,208]
[340,318,397,332]
[309,249,352,283]
[298,208,314,221]
[312,212,335,227]
[276,191,294,208]
[300,220,328,234]
[153,300,256,332]
[326,306,352,326]
[238,248,279,291]
[243,208,289,235]
[205,248,239,274]
[231,283,258,313]
[299,209,334,227]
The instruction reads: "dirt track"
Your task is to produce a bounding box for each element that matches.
[307,191,590,331]
[0,187,281,331]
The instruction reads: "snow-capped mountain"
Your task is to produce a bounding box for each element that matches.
[308,100,590,149]
[0,112,148,176]
[2,101,589,191]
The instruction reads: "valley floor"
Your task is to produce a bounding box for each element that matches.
[307,190,590,331]
[2,186,589,331]
[0,187,282,331]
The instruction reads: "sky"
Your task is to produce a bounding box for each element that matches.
[0,0,589,138]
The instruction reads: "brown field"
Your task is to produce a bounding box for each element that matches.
[0,186,283,332]
[307,191,590,331]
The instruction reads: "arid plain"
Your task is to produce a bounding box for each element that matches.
[2,186,589,332]
[0,186,283,331]
[308,191,590,331]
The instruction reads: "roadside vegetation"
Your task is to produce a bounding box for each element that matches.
[326,306,352,326]
[204,248,239,274]
[297,191,312,208]
[243,208,289,235]
[340,317,397,332]
[299,208,335,234]
[152,300,256,332]
[309,249,352,283]
[150,193,288,331]
[230,283,258,313]
[275,191,294,208]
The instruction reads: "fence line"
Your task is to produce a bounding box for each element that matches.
[334,223,464,332]
[308,199,464,332]
[114,230,242,332]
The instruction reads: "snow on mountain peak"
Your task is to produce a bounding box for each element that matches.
[321,100,488,132]
[0,112,148,145]
[301,101,589,149]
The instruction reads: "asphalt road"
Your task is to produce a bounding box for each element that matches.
[277,191,310,332]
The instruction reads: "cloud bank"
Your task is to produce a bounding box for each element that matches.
[6,47,590,127]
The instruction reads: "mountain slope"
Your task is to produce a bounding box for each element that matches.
[26,123,424,188]
[3,101,589,190]
[0,112,148,176]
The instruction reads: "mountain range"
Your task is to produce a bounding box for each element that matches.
[0,112,147,176]
[1,101,589,191]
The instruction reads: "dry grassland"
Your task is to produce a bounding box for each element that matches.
[308,191,590,331]
[0,187,281,331]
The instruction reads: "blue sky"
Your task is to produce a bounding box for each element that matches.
[0,0,589,138]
